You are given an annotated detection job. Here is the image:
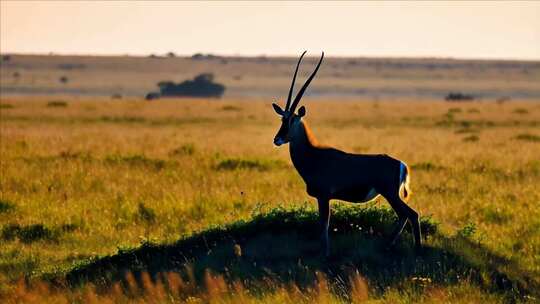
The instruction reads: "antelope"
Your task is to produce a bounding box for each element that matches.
[272,51,422,257]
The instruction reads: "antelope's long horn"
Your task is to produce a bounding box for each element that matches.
[290,52,324,113]
[285,51,307,111]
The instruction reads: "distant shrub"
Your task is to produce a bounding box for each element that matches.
[454,128,479,134]
[191,53,220,60]
[191,53,204,60]
[0,103,14,109]
[216,158,286,171]
[169,144,196,156]
[136,203,157,224]
[513,108,529,115]
[58,150,92,161]
[104,154,167,170]
[467,108,480,113]
[59,76,69,84]
[514,133,540,142]
[463,135,479,142]
[57,63,86,70]
[410,162,445,171]
[100,116,146,123]
[221,105,241,111]
[457,222,476,238]
[448,107,462,114]
[445,92,475,102]
[145,92,161,101]
[155,73,226,98]
[1,224,56,243]
[166,52,176,58]
[60,223,80,232]
[111,93,122,100]
[47,100,68,107]
[0,199,15,213]
[13,71,20,79]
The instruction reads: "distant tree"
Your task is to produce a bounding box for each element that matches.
[166,52,176,58]
[445,92,475,102]
[191,53,204,60]
[58,63,86,70]
[191,53,221,61]
[1,55,11,62]
[152,73,226,98]
[13,72,20,79]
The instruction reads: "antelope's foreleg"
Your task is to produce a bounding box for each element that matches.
[317,198,331,257]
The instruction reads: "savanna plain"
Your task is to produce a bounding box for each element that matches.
[0,95,539,303]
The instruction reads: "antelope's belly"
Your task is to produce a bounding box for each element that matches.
[332,185,379,203]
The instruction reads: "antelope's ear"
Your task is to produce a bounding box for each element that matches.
[272,103,285,116]
[297,106,306,117]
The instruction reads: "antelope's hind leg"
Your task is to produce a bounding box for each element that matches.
[388,214,408,247]
[382,163,422,250]
[386,195,422,250]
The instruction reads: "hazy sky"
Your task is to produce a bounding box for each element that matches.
[1,1,539,60]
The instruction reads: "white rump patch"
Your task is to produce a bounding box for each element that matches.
[399,161,410,200]
[400,162,406,184]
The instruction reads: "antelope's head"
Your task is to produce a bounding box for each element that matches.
[272,51,324,146]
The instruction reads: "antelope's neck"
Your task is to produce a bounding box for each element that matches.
[289,120,319,175]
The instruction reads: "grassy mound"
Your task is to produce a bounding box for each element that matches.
[56,206,537,301]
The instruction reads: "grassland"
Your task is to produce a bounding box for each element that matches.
[1,54,540,99]
[0,96,539,303]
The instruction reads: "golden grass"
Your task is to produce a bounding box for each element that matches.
[1,96,539,302]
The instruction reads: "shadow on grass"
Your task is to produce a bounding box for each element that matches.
[59,206,538,301]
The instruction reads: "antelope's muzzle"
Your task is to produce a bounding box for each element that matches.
[274,137,285,146]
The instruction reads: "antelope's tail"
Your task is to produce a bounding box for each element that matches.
[399,162,412,201]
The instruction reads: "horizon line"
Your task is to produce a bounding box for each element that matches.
[2,51,540,63]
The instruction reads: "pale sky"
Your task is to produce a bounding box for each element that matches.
[1,1,539,60]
